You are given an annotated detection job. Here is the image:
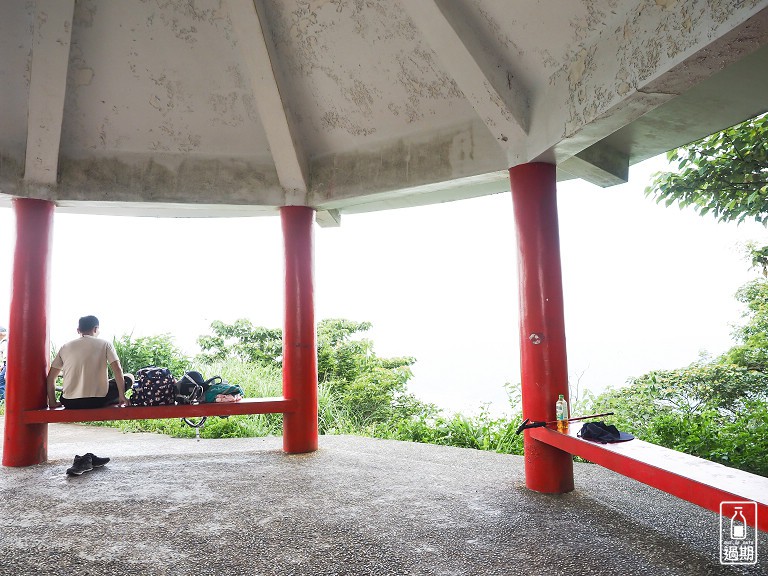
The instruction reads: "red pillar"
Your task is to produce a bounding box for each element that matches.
[3,198,54,467]
[280,206,319,454]
[509,162,574,493]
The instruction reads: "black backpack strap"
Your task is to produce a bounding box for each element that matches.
[177,372,194,386]
[201,375,222,391]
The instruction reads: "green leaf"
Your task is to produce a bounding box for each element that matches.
[645,112,768,225]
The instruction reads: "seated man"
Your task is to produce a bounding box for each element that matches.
[47,315,130,409]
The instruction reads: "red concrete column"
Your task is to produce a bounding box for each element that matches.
[509,162,574,493]
[2,198,54,467]
[280,206,319,454]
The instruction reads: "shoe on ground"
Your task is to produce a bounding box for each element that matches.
[66,454,94,476]
[84,452,110,467]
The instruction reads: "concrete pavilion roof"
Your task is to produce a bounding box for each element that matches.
[1,1,767,226]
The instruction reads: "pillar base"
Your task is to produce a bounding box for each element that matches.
[523,437,574,493]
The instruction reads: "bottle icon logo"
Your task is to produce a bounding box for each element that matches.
[731,507,746,540]
[720,501,757,565]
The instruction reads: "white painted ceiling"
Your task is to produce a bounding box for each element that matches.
[1,0,767,223]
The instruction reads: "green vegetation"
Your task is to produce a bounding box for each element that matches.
[4,306,767,475]
[103,264,768,476]
[55,281,768,477]
[635,113,768,475]
[196,319,282,368]
[575,245,768,477]
[97,318,527,451]
[646,112,768,224]
[113,333,190,376]
[88,358,284,439]
[579,363,768,476]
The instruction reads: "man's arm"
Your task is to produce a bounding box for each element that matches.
[110,360,129,406]
[46,367,62,408]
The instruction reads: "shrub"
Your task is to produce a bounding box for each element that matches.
[582,364,768,476]
[196,319,282,367]
[113,333,189,376]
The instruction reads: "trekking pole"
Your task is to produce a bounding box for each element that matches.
[515,411,615,435]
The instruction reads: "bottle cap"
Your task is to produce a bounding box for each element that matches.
[558,394,564,399]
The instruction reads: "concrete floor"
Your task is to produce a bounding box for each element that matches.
[0,418,764,576]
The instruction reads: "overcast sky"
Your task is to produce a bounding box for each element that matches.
[1,155,765,415]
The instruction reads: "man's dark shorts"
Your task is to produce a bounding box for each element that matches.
[61,376,131,409]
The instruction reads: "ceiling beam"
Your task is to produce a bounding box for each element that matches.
[559,141,630,188]
[315,209,341,228]
[24,0,75,186]
[228,0,309,203]
[400,0,529,160]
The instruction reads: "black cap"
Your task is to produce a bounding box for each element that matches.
[577,422,634,443]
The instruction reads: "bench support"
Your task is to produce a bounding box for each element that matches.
[510,163,573,493]
[2,199,54,467]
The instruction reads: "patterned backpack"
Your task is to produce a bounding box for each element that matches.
[130,366,177,406]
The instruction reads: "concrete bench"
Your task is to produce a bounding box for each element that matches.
[529,422,768,532]
[22,397,293,424]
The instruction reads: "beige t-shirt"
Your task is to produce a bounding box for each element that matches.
[51,335,119,399]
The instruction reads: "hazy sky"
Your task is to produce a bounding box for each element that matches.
[1,155,765,415]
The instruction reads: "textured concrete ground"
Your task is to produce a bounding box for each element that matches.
[0,418,765,576]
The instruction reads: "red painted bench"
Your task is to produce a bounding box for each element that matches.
[22,397,294,424]
[530,423,768,532]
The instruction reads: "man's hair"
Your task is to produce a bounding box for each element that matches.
[78,315,99,333]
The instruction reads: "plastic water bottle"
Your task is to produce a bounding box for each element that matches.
[555,394,569,433]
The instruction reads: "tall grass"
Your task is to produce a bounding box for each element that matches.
[376,405,524,454]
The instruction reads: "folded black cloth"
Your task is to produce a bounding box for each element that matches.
[577,421,634,443]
